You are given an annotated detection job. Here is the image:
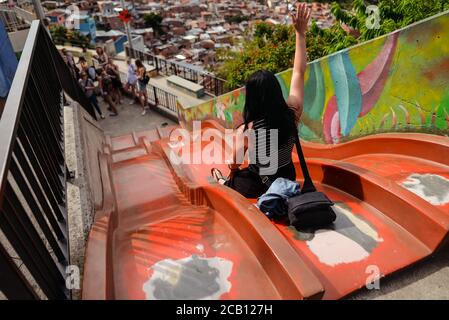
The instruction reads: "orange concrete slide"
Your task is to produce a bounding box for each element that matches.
[82,121,449,300]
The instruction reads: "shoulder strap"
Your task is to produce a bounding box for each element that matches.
[293,127,316,193]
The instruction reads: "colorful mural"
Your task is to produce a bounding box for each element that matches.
[177,11,449,144]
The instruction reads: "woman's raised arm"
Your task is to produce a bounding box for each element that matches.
[288,3,311,120]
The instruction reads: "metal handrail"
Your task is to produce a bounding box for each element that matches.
[128,47,229,96]
[0,20,38,200]
[119,71,178,115]
[0,20,85,300]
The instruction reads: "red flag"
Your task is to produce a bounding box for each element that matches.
[119,9,132,23]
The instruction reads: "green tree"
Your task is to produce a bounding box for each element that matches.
[50,24,91,48]
[216,0,449,90]
[144,13,164,36]
[306,21,358,61]
[331,0,449,41]
[50,24,67,45]
[227,15,250,24]
[216,22,297,89]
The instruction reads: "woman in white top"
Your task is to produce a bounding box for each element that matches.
[125,59,138,105]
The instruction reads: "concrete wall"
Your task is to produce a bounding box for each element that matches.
[177,10,449,144]
[114,35,127,54]
[104,39,116,57]
[7,28,29,53]
[124,35,146,53]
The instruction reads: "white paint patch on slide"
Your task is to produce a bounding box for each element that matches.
[307,230,370,266]
[335,204,383,243]
[401,173,449,206]
[143,255,233,300]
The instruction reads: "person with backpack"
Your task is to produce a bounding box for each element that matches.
[61,48,79,79]
[135,59,150,116]
[99,68,119,117]
[78,72,105,119]
[106,58,123,105]
[78,56,97,81]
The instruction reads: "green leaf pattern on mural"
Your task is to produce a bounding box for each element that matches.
[304,63,326,120]
[329,52,363,136]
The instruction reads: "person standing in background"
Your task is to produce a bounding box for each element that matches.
[78,56,97,81]
[94,47,108,69]
[106,58,123,105]
[135,59,149,116]
[78,72,105,119]
[125,58,138,105]
[61,48,79,79]
[99,68,119,117]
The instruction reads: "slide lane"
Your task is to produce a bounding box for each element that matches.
[82,125,449,300]
[158,122,449,299]
[83,134,324,300]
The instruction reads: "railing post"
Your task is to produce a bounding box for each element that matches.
[130,47,230,96]
[153,86,159,106]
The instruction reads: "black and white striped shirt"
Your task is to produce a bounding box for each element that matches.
[249,117,295,174]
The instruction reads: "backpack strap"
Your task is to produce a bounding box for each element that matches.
[293,126,316,193]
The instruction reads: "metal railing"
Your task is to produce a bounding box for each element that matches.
[12,6,36,25]
[148,83,178,114]
[0,20,94,300]
[127,47,228,97]
[0,7,29,32]
[119,71,178,115]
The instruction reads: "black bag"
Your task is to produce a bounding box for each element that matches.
[286,130,336,229]
[225,168,268,199]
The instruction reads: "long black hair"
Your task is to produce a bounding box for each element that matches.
[243,70,296,143]
[135,59,144,69]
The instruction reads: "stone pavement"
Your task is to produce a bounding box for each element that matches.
[98,96,176,137]
[349,249,449,300]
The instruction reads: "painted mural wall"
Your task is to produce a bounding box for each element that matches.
[177,11,449,144]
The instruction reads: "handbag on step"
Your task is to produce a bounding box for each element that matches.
[286,129,336,229]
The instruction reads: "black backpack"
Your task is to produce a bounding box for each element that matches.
[87,66,97,80]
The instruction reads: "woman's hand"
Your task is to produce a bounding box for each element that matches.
[291,2,311,36]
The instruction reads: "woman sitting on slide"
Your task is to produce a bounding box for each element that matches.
[211,3,310,198]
